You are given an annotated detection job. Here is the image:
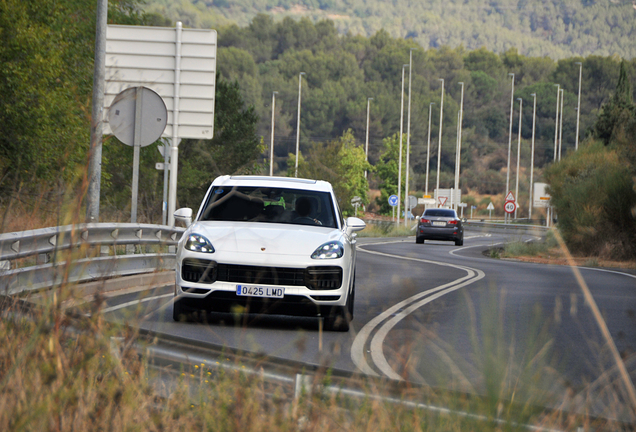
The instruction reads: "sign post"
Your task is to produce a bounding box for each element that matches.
[487,202,495,219]
[351,196,362,217]
[108,86,167,223]
[105,23,217,226]
[389,194,398,225]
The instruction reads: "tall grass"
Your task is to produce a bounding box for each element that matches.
[1,275,633,431]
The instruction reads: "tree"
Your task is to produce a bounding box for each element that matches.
[374,133,406,215]
[291,130,370,215]
[594,61,635,146]
[0,0,147,201]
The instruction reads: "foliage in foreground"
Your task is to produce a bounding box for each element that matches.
[1,280,634,431]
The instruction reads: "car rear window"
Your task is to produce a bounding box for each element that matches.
[424,209,457,218]
[199,186,338,228]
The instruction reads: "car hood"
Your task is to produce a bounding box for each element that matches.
[186,221,344,257]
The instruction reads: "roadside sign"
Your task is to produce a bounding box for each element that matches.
[418,198,436,205]
[407,195,417,210]
[504,201,516,214]
[388,195,398,207]
[533,182,551,208]
[486,202,495,210]
[505,191,515,202]
[438,196,448,207]
[351,196,362,204]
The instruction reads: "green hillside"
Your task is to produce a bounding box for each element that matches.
[143,0,636,60]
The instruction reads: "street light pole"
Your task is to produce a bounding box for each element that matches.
[436,78,444,203]
[575,62,582,151]
[365,97,373,178]
[397,64,408,228]
[506,73,515,223]
[270,91,278,176]
[425,102,434,197]
[87,0,107,223]
[405,49,414,226]
[515,97,522,220]
[454,82,464,211]
[553,84,560,161]
[529,93,536,221]
[295,72,305,177]
[559,88,564,161]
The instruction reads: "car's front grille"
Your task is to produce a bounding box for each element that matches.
[182,260,343,291]
[217,264,305,286]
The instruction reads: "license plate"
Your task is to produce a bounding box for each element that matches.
[236,285,284,298]
[432,221,446,227]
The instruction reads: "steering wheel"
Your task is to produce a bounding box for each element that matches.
[293,216,320,225]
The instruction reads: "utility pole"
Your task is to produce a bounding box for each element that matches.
[86,0,108,223]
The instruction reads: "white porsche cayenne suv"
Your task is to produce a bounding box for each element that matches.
[172,175,366,331]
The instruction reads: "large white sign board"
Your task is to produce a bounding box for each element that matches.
[434,188,462,208]
[533,182,551,208]
[104,25,217,139]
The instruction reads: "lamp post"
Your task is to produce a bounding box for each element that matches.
[270,91,278,176]
[454,82,464,211]
[515,97,522,220]
[506,73,515,223]
[397,64,408,228]
[365,97,373,178]
[529,93,536,221]
[425,102,434,197]
[405,49,414,226]
[575,62,582,151]
[553,84,560,161]
[295,72,305,177]
[436,78,444,202]
[558,88,564,161]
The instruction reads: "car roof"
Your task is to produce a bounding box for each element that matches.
[211,175,334,192]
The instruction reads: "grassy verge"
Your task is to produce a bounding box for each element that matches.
[497,230,636,270]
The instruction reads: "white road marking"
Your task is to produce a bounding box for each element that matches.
[101,293,173,314]
[352,245,485,378]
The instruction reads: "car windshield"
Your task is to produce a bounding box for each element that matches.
[198,186,338,228]
[424,209,457,218]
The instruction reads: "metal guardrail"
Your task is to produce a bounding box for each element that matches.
[0,223,185,295]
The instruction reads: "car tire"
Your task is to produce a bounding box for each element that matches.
[173,297,196,322]
[325,306,350,332]
[455,237,463,246]
[348,272,355,320]
[416,236,424,244]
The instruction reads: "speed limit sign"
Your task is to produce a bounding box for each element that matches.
[504,201,516,214]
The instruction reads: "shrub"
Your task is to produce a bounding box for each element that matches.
[545,140,636,259]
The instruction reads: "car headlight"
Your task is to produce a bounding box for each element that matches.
[184,234,215,253]
[311,241,344,259]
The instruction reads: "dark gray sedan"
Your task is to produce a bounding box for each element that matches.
[415,208,464,246]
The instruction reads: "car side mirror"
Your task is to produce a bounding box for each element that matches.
[174,207,193,227]
[345,217,366,236]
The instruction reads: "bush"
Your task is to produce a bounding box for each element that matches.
[545,140,636,260]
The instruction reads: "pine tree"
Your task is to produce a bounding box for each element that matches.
[593,61,635,146]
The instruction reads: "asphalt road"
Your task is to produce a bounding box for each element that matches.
[102,227,636,410]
